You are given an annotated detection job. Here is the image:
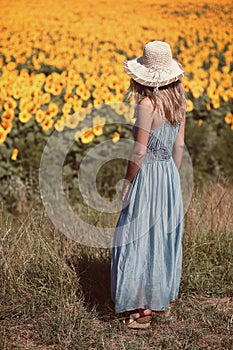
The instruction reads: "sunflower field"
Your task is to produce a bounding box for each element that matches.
[0,0,232,206]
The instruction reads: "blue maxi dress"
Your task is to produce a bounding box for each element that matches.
[111,111,184,313]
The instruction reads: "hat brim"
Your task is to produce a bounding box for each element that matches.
[123,56,185,87]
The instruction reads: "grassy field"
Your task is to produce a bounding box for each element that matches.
[1,1,232,348]
[0,181,233,350]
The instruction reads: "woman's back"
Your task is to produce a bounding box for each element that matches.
[133,99,181,162]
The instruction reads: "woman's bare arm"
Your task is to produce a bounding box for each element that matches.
[172,116,186,170]
[122,98,153,200]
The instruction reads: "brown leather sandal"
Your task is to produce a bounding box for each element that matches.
[152,306,171,318]
[123,312,152,329]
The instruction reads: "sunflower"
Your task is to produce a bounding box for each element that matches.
[65,113,80,129]
[33,59,41,70]
[62,103,72,114]
[78,109,88,122]
[224,112,232,125]
[80,89,91,101]
[73,99,83,112]
[58,76,66,89]
[11,148,19,161]
[64,89,73,101]
[192,86,203,99]
[1,120,12,134]
[35,110,45,123]
[108,77,118,90]
[186,99,194,112]
[19,97,31,111]
[4,98,17,111]
[222,92,229,102]
[206,82,217,99]
[222,65,230,74]
[26,101,37,114]
[112,131,120,143]
[47,102,59,117]
[51,85,63,96]
[0,127,7,145]
[6,61,17,71]
[212,95,220,109]
[44,82,53,93]
[93,125,103,136]
[19,110,32,123]
[1,109,15,122]
[115,85,126,95]
[103,93,114,103]
[20,69,29,79]
[60,114,68,122]
[93,96,104,107]
[75,85,85,96]
[79,127,95,144]
[92,88,100,99]
[41,117,54,131]
[41,93,51,105]
[54,119,64,132]
[109,94,123,103]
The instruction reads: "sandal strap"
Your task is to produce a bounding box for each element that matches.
[123,313,152,325]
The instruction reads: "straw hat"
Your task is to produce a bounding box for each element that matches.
[123,41,185,88]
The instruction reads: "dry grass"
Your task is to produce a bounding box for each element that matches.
[186,181,233,235]
[0,181,233,349]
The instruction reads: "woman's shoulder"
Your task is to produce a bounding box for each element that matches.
[137,96,153,108]
[136,97,156,116]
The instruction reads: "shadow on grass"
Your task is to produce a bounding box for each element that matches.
[68,252,115,320]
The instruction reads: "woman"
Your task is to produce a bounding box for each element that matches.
[111,41,186,329]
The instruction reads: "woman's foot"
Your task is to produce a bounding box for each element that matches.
[123,309,152,329]
[138,308,152,317]
[152,305,171,318]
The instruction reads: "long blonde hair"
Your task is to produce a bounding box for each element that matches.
[126,78,186,125]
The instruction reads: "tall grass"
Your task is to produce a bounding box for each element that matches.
[181,181,233,297]
[0,181,232,349]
